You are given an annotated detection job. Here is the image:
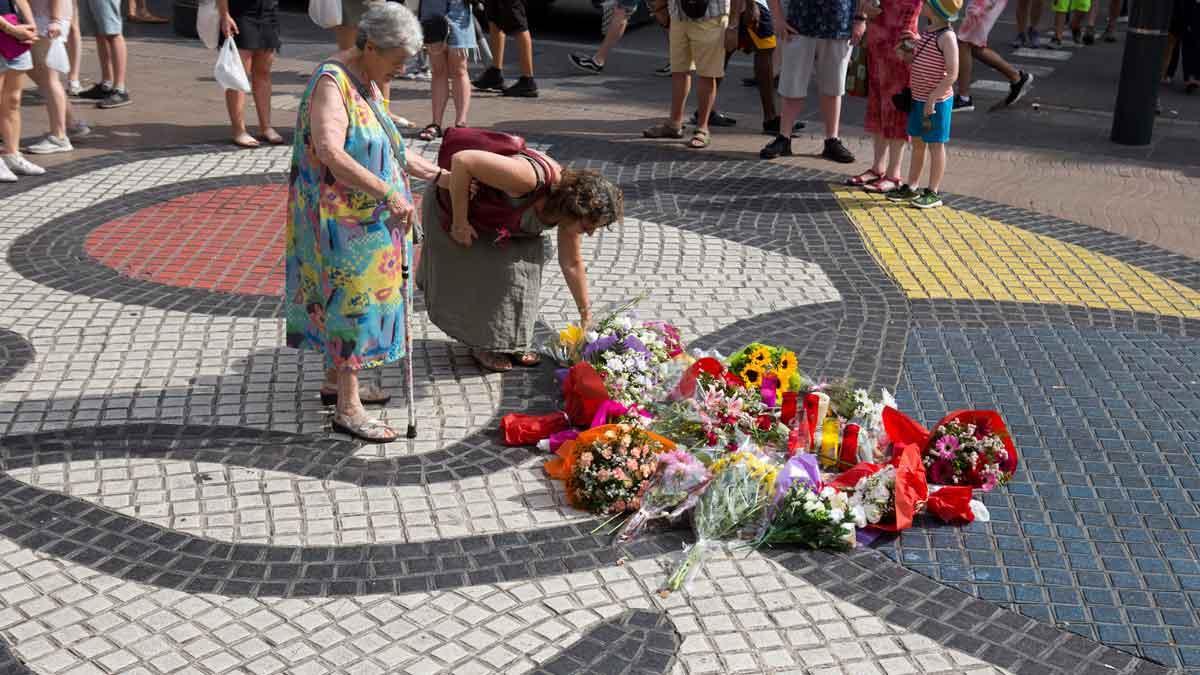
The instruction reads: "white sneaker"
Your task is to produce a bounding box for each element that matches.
[3,154,46,176]
[0,161,16,183]
[67,121,92,139]
[67,81,83,97]
[26,135,73,155]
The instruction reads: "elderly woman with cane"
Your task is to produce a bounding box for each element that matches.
[285,1,447,443]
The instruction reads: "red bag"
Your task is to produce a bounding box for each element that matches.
[500,412,570,446]
[436,127,556,246]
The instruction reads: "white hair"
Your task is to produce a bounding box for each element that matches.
[356,1,423,54]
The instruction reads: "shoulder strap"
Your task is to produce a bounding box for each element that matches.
[319,60,406,172]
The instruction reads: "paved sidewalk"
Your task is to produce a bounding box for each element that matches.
[0,8,1197,675]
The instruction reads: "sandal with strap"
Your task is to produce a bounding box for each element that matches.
[418,124,442,141]
[513,351,541,367]
[643,123,685,139]
[845,169,882,186]
[331,413,399,444]
[687,128,711,149]
[319,383,393,407]
[862,176,902,193]
[472,349,513,373]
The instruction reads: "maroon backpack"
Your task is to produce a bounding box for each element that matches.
[436,127,556,246]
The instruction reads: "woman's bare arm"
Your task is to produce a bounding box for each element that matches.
[557,226,591,328]
[310,77,393,199]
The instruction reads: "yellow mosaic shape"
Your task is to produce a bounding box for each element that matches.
[833,187,1200,319]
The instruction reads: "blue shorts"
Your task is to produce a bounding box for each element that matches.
[420,0,477,50]
[0,51,33,73]
[907,98,953,143]
[83,0,122,35]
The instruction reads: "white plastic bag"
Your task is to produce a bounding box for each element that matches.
[45,37,69,73]
[214,39,251,93]
[308,0,342,29]
[196,0,220,49]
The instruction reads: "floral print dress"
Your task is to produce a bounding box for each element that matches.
[285,61,413,371]
[865,0,922,140]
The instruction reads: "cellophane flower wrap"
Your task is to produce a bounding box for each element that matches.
[543,424,676,514]
[615,449,711,544]
[546,323,586,366]
[652,357,789,453]
[753,453,857,550]
[829,443,928,532]
[583,312,680,407]
[664,451,777,593]
[883,408,1018,491]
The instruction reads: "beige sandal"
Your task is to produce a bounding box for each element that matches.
[332,413,399,444]
[687,128,711,149]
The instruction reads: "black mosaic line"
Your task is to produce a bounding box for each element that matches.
[0,329,34,386]
[528,610,679,675]
[764,546,1172,675]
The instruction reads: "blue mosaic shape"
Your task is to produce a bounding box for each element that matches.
[881,326,1200,671]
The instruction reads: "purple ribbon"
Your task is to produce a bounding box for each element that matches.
[589,400,651,428]
[582,334,619,361]
[547,429,580,453]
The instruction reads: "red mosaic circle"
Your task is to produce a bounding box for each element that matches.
[85,185,288,296]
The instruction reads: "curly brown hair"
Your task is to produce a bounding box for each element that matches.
[542,169,624,231]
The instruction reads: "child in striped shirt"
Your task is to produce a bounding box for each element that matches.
[888,0,960,208]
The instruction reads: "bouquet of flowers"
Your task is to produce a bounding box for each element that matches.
[846,465,897,528]
[653,357,790,453]
[664,451,777,593]
[543,424,675,515]
[615,449,711,544]
[727,343,805,396]
[754,453,857,551]
[884,408,1017,491]
[583,313,680,407]
[545,323,586,366]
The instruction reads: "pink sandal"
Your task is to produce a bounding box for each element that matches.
[845,169,882,186]
[863,176,902,193]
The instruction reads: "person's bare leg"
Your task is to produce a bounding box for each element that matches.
[96,36,113,85]
[334,25,356,50]
[974,45,1020,81]
[490,24,506,69]
[1163,34,1178,80]
[335,369,398,440]
[428,43,450,127]
[594,5,629,65]
[670,72,691,127]
[819,94,841,139]
[448,48,470,126]
[250,50,280,142]
[754,49,777,121]
[513,30,533,77]
[928,142,946,191]
[225,52,253,145]
[695,75,717,135]
[30,62,68,138]
[68,4,82,86]
[1016,0,1030,35]
[108,34,127,90]
[779,96,804,135]
[884,138,906,178]
[906,138,926,186]
[1054,11,1066,39]
[869,133,887,175]
[1030,0,1045,33]
[0,71,23,155]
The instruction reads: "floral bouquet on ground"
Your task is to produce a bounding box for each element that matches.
[545,323,586,366]
[727,343,805,398]
[884,408,1018,491]
[544,423,676,515]
[753,453,857,551]
[652,356,790,453]
[663,451,778,594]
[802,382,895,470]
[615,449,711,544]
[583,312,682,407]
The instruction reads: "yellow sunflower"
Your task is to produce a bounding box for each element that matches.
[748,346,772,367]
[774,350,798,391]
[741,366,763,388]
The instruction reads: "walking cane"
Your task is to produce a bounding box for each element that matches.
[402,207,417,440]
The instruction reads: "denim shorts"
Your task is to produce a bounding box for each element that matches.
[0,50,33,72]
[84,0,122,35]
[420,0,477,49]
[907,98,953,143]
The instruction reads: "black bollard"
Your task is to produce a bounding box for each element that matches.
[1110,0,1173,145]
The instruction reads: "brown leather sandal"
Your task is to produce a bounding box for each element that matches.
[472,349,513,372]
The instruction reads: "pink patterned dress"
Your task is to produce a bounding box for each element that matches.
[864,0,922,140]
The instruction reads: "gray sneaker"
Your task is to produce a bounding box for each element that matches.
[98,90,132,109]
[26,134,73,155]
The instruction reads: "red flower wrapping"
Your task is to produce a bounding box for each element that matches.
[562,362,610,427]
[926,486,975,524]
[829,443,929,532]
[883,407,1019,484]
[500,412,570,446]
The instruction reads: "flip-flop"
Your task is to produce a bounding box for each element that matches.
[513,351,541,367]
[331,414,399,444]
[472,349,513,373]
[319,384,392,406]
[261,129,286,145]
[233,134,260,149]
[687,128,711,149]
[862,176,902,193]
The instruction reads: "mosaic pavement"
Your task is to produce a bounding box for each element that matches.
[0,134,1195,674]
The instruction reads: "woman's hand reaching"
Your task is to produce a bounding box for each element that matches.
[449,221,477,247]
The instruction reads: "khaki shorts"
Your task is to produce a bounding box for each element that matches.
[779,35,853,98]
[669,15,728,79]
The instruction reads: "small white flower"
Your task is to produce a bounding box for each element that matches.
[851,505,867,528]
[586,331,599,343]
[820,486,835,499]
[864,504,881,524]
[829,508,845,522]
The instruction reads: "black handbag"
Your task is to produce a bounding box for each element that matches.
[421,15,450,44]
[680,0,709,20]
